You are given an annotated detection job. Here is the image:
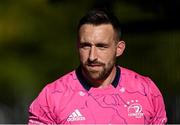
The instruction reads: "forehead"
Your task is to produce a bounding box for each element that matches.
[79,24,115,42]
[79,24,114,35]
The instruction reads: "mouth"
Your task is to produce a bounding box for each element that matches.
[86,64,104,71]
[88,64,101,67]
[84,61,104,70]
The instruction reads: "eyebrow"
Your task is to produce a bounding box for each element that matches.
[96,43,109,46]
[79,41,109,47]
[79,42,91,45]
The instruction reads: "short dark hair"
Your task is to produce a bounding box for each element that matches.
[78,8,122,41]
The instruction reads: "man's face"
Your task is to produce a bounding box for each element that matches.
[78,24,121,81]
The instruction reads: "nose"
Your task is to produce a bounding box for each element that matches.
[89,46,97,62]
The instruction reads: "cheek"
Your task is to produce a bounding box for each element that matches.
[79,50,88,62]
[101,50,116,60]
[105,53,116,65]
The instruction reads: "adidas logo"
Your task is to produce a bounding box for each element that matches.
[67,109,86,122]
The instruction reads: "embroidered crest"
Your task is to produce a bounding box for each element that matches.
[124,100,144,118]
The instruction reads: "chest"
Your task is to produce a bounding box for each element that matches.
[55,89,153,124]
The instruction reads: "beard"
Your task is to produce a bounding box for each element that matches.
[81,57,116,81]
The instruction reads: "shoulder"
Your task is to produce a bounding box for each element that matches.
[120,66,151,83]
[43,70,78,94]
[28,70,78,123]
[119,66,162,96]
[31,70,79,106]
[32,70,78,103]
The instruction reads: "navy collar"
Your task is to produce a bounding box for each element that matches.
[75,66,121,91]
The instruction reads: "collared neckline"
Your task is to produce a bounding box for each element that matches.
[75,66,121,91]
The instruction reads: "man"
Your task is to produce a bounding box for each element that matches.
[28,8,167,124]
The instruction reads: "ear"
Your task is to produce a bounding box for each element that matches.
[116,41,125,57]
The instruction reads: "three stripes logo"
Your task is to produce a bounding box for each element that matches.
[67,109,86,122]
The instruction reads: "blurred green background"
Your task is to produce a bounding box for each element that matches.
[0,0,179,123]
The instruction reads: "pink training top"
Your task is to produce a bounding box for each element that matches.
[28,66,167,124]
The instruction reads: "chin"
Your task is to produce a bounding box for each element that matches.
[89,73,105,81]
[88,73,99,79]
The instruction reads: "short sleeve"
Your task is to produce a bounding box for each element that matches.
[28,85,56,124]
[147,78,167,124]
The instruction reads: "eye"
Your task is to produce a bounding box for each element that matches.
[96,43,109,49]
[79,42,91,49]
